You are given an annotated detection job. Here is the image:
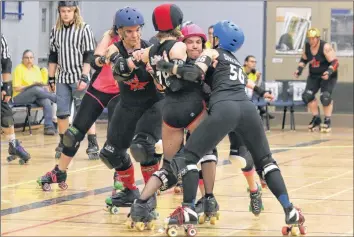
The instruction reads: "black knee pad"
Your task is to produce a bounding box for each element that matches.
[199,169,203,179]
[255,155,279,180]
[130,132,157,165]
[62,126,85,157]
[302,90,315,105]
[57,114,70,120]
[1,116,13,128]
[170,152,199,182]
[199,149,218,165]
[320,91,332,106]
[153,159,179,191]
[240,148,254,172]
[99,142,131,169]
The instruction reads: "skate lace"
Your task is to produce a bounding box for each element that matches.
[251,192,261,211]
[169,206,185,225]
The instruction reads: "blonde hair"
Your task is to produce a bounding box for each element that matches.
[156,27,182,40]
[56,6,84,30]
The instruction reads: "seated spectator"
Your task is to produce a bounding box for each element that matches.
[12,50,57,135]
[243,55,274,119]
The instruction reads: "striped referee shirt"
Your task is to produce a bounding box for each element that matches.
[49,23,95,84]
[1,34,11,60]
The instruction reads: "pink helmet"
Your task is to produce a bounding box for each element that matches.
[180,24,207,42]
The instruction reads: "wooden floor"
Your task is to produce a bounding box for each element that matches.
[1,123,353,236]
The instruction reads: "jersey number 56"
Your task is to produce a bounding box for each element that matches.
[229,65,245,84]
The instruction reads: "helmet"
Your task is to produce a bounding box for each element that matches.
[307,27,320,38]
[213,20,244,52]
[58,1,78,8]
[114,7,144,28]
[181,24,207,42]
[181,20,193,29]
[152,4,183,32]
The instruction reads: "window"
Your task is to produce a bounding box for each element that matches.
[41,8,47,33]
[275,7,312,55]
[331,9,353,57]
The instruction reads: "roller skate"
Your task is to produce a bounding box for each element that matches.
[320,117,331,133]
[194,196,205,216]
[105,188,140,215]
[86,134,99,160]
[55,141,63,159]
[165,205,198,237]
[247,184,264,216]
[7,139,31,165]
[282,204,307,236]
[37,165,68,191]
[111,171,124,196]
[308,115,321,132]
[198,196,220,225]
[126,194,159,231]
[174,180,183,194]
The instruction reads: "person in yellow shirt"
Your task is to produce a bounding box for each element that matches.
[243,55,274,119]
[12,50,57,135]
[205,25,214,49]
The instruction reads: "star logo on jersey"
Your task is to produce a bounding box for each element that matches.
[123,74,149,91]
[310,58,320,68]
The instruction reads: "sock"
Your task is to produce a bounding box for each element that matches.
[116,164,137,190]
[205,193,214,198]
[136,198,148,204]
[140,163,160,184]
[182,170,199,205]
[265,170,291,208]
[324,116,331,121]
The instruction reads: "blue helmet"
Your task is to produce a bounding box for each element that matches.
[213,20,244,52]
[114,7,144,28]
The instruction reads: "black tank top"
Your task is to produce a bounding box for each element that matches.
[115,40,161,106]
[207,48,249,106]
[148,40,202,99]
[305,40,337,77]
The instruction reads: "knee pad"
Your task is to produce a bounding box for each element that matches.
[99,142,131,169]
[170,152,199,182]
[130,133,157,165]
[199,149,218,165]
[255,155,279,179]
[320,91,332,106]
[301,90,315,105]
[62,126,85,157]
[1,116,13,128]
[153,159,179,191]
[57,114,69,120]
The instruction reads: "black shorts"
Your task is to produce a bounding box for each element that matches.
[163,91,205,129]
[306,75,337,95]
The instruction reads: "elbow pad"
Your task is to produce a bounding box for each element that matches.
[300,57,308,65]
[330,59,339,71]
[83,51,94,64]
[48,51,58,63]
[1,58,12,73]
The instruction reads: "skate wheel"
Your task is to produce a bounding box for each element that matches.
[186,227,197,237]
[198,214,205,224]
[110,206,119,215]
[167,227,178,237]
[210,216,217,225]
[42,183,51,191]
[125,220,134,229]
[152,210,159,220]
[104,205,111,212]
[135,222,145,231]
[58,182,68,190]
[290,226,300,236]
[146,221,155,230]
[7,156,15,162]
[299,226,307,235]
[19,159,25,165]
[88,153,99,160]
[174,186,182,194]
[282,226,290,235]
[216,212,220,220]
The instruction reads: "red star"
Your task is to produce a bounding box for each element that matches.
[123,75,149,91]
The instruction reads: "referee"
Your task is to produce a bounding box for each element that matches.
[48,1,98,160]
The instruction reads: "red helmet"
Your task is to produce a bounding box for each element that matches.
[152,4,183,32]
[180,24,207,42]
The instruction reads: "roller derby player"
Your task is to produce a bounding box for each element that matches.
[294,27,338,133]
[1,34,31,165]
[37,14,122,191]
[98,7,164,218]
[47,1,99,160]
[155,20,306,236]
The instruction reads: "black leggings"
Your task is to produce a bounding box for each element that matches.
[185,100,272,169]
[61,85,119,157]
